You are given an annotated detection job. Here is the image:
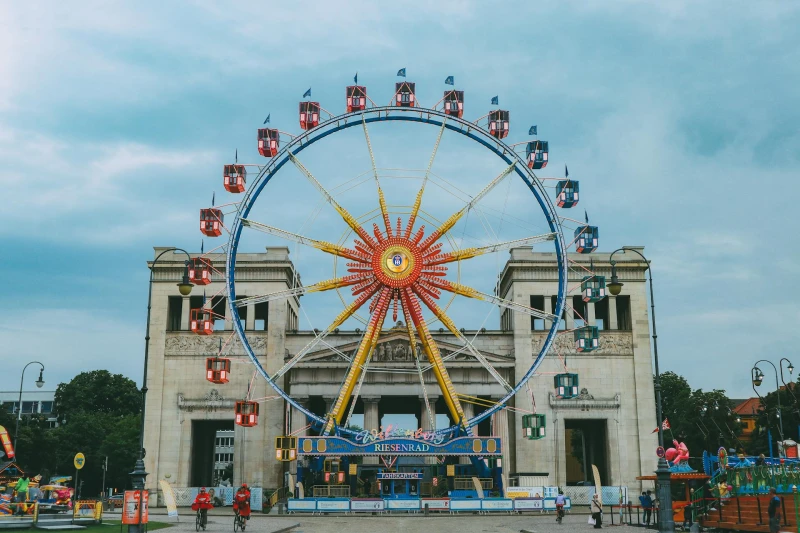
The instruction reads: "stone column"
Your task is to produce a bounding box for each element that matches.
[587,301,596,327]
[543,295,554,330]
[245,304,255,331]
[491,404,510,496]
[460,402,475,464]
[363,398,380,465]
[608,296,618,330]
[180,296,191,331]
[223,297,232,331]
[564,297,575,330]
[290,397,309,475]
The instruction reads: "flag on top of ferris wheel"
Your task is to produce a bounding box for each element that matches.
[652,418,670,433]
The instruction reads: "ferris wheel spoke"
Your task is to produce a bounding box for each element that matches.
[400,288,466,429]
[324,287,393,435]
[418,163,517,250]
[421,278,557,322]
[288,153,377,247]
[241,219,370,263]
[362,116,392,235]
[234,273,373,307]
[426,233,558,266]
[398,296,436,430]
[412,287,513,393]
[403,120,447,238]
[270,282,381,382]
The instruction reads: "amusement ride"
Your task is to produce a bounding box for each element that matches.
[190,70,604,498]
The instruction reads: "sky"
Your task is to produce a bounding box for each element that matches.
[0,1,798,402]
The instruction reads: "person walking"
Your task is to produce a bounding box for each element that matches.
[591,493,603,529]
[639,490,653,527]
[768,487,781,533]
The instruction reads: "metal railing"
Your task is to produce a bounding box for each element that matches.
[454,478,493,490]
[312,485,350,498]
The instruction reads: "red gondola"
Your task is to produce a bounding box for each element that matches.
[395,82,416,107]
[488,110,509,139]
[525,140,548,170]
[206,357,231,384]
[191,308,214,335]
[188,257,213,286]
[200,209,223,237]
[235,400,260,427]
[443,90,464,118]
[299,102,320,130]
[346,86,367,112]
[223,164,247,193]
[258,128,280,158]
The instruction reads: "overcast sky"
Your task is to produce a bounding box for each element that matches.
[0,1,798,401]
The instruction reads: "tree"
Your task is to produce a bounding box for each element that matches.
[54,370,141,418]
[748,380,800,456]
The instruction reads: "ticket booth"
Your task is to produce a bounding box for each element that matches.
[377,469,423,498]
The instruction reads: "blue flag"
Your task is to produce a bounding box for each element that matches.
[263,114,270,125]
[303,87,311,98]
[211,191,215,206]
[235,149,237,163]
[445,75,454,85]
[491,95,499,105]
[565,164,569,178]
[201,240,204,254]
[585,209,589,223]
[354,72,358,84]
[397,67,406,77]
[529,125,537,136]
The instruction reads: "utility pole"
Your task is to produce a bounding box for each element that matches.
[101,457,108,499]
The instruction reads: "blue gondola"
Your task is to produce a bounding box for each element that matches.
[581,276,606,303]
[574,326,599,353]
[525,140,548,169]
[556,179,579,208]
[554,373,579,399]
[575,226,598,253]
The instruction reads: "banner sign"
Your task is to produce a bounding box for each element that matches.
[386,499,420,510]
[506,486,544,499]
[512,498,543,510]
[376,472,422,480]
[159,480,179,518]
[0,426,14,459]
[542,497,571,510]
[287,499,316,511]
[316,499,349,511]
[450,499,481,511]
[422,498,450,510]
[121,490,149,524]
[350,499,385,511]
[297,436,501,456]
[481,499,513,511]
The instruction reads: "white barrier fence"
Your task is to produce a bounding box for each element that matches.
[287,497,572,514]
[158,487,263,510]
[562,486,627,506]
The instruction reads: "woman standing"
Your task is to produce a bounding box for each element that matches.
[590,493,603,529]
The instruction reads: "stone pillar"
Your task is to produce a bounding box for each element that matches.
[460,402,474,464]
[491,405,510,496]
[543,295,554,330]
[363,398,380,465]
[608,296,618,330]
[290,397,309,475]
[564,297,575,330]
[224,297,232,331]
[180,296,190,331]
[245,304,255,331]
[587,301,596,327]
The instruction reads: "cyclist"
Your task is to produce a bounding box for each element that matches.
[192,487,214,529]
[233,483,251,523]
[555,489,567,524]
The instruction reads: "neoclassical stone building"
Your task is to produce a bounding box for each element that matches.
[142,246,658,493]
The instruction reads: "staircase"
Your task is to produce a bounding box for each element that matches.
[701,495,800,532]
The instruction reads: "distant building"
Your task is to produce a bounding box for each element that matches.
[0,390,58,427]
[732,397,761,443]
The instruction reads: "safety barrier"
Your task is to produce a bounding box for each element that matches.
[158,487,263,510]
[561,485,627,505]
[285,496,571,514]
[0,501,103,527]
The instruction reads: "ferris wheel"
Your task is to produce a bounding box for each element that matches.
[192,71,603,441]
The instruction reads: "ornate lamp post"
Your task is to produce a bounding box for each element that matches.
[751,360,784,442]
[607,247,673,532]
[13,362,45,455]
[130,248,193,533]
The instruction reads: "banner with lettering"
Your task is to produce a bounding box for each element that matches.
[297,436,501,456]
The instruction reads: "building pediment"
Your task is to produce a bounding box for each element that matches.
[295,329,513,367]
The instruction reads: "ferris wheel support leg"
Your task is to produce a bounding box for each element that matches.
[400,289,467,432]
[323,288,392,435]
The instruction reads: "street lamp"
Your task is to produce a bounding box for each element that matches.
[608,246,674,532]
[130,248,193,533]
[13,362,45,455]
[751,360,784,442]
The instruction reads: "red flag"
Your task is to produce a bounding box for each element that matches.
[652,419,670,433]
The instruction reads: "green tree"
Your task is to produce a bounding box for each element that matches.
[54,370,141,417]
[748,380,800,455]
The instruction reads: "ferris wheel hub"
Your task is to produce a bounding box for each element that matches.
[372,238,427,289]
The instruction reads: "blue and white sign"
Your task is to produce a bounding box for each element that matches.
[350,499,385,511]
[377,472,423,480]
[450,499,482,511]
[386,499,421,510]
[287,499,316,512]
[481,499,513,511]
[316,499,350,511]
[422,498,450,510]
[513,498,543,511]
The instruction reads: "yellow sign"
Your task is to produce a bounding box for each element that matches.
[74,453,86,470]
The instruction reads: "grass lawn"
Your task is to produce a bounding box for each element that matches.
[82,520,172,533]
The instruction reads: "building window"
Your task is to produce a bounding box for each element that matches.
[212,296,226,330]
[21,401,37,414]
[530,296,545,331]
[40,401,53,414]
[5,402,17,414]
[235,296,248,330]
[572,296,587,328]
[594,298,609,331]
[167,296,183,331]
[616,296,632,330]
[254,302,269,331]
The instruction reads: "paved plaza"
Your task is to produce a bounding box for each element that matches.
[151,512,612,533]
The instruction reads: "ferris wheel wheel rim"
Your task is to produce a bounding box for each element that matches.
[225,105,569,438]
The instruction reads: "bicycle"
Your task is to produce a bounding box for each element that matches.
[556,504,565,524]
[233,510,246,532]
[196,508,207,531]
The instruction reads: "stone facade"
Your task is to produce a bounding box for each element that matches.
[142,246,657,492]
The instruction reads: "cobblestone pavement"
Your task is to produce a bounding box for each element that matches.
[155,513,613,533]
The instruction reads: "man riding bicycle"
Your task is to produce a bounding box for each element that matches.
[555,489,567,524]
[192,487,214,530]
[234,484,251,520]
